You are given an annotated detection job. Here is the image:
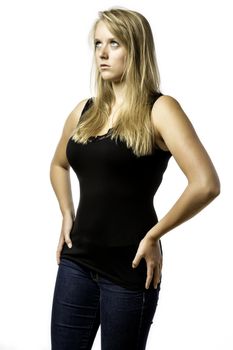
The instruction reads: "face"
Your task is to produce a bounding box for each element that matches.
[94,21,127,83]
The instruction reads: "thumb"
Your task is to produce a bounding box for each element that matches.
[132,254,142,269]
[65,233,72,248]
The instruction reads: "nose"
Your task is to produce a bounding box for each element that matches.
[99,44,109,59]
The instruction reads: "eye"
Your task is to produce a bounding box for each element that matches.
[94,41,101,48]
[110,40,119,47]
[94,40,119,49]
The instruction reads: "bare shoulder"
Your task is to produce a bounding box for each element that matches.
[151,94,195,151]
[151,95,181,151]
[151,94,220,193]
[50,97,90,169]
[151,94,185,129]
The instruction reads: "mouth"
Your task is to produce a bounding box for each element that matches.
[100,64,110,68]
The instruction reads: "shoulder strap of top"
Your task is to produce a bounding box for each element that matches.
[79,97,94,120]
[76,97,94,127]
[148,91,163,107]
[154,91,163,102]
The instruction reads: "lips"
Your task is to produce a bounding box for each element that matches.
[100,64,110,67]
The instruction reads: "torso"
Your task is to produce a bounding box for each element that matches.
[61,95,172,290]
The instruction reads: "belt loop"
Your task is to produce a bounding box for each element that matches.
[90,270,99,282]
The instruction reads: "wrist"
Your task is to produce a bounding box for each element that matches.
[146,226,161,242]
[62,209,75,220]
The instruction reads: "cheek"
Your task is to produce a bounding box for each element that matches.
[115,53,127,69]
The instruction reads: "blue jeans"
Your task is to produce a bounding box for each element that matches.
[51,258,161,350]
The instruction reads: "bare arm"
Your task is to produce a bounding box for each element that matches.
[49,98,89,219]
[147,95,221,241]
[132,95,220,289]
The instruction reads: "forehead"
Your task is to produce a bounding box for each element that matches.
[94,21,115,39]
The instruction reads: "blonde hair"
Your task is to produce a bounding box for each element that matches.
[72,7,162,157]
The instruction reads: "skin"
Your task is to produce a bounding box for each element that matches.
[50,21,220,290]
[94,20,127,85]
[95,20,128,120]
[132,96,220,289]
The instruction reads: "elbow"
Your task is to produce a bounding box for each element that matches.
[190,173,221,203]
[206,183,220,200]
[200,177,221,201]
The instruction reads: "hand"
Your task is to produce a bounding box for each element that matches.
[132,235,163,289]
[56,214,74,265]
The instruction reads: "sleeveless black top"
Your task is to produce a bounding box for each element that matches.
[61,94,172,290]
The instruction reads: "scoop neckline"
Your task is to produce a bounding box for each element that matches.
[90,128,113,139]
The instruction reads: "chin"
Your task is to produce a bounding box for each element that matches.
[101,76,116,81]
[101,74,122,82]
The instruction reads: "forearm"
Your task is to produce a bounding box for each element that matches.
[147,182,220,241]
[50,163,75,219]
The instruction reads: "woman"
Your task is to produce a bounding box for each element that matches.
[49,8,220,350]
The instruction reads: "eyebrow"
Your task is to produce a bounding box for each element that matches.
[94,37,118,42]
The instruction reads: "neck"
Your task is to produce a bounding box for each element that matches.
[111,81,126,106]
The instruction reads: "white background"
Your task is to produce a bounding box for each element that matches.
[0,0,232,349]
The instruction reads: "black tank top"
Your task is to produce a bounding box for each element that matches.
[61,94,172,290]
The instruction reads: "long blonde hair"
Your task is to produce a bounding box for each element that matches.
[72,7,162,157]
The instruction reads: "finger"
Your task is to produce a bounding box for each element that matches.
[64,232,72,248]
[56,234,65,264]
[56,250,60,265]
[153,264,162,289]
[132,253,142,268]
[56,242,64,264]
[153,264,161,288]
[56,245,62,265]
[160,255,163,269]
[145,264,154,289]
